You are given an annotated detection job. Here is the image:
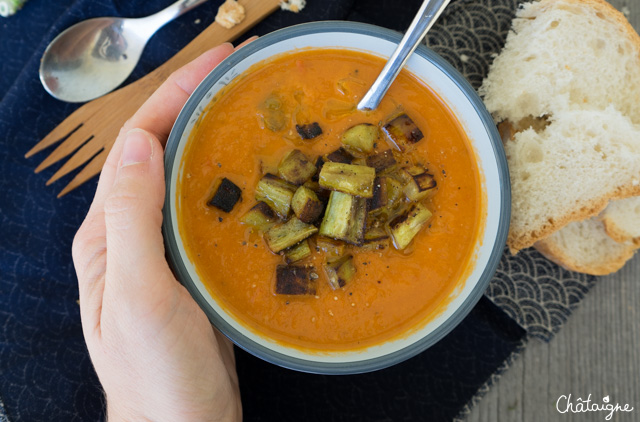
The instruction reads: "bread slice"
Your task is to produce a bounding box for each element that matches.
[600,196,640,246]
[504,108,640,252]
[479,0,640,126]
[479,0,640,253]
[534,218,636,276]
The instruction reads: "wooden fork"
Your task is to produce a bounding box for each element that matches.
[26,0,281,197]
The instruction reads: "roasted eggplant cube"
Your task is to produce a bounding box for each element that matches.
[389,203,433,250]
[341,123,379,154]
[311,156,325,181]
[368,176,404,213]
[324,255,356,290]
[276,265,317,295]
[366,149,397,172]
[264,217,318,253]
[208,177,242,213]
[283,240,312,264]
[319,191,367,244]
[343,196,367,245]
[255,174,297,218]
[318,162,376,198]
[319,191,355,240]
[278,149,318,185]
[291,186,324,223]
[382,114,424,151]
[362,224,390,251]
[240,202,279,231]
[260,93,286,132]
[402,166,437,201]
[295,122,323,140]
[315,236,346,257]
[324,147,354,164]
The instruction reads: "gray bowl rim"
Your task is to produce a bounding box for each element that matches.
[162,20,511,375]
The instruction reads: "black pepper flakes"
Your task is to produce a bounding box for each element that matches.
[218,217,223,222]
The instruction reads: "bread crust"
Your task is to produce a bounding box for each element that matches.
[601,217,640,247]
[534,235,635,276]
[508,184,640,253]
[495,0,640,254]
[531,0,640,58]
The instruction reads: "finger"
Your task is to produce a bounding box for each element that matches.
[121,42,235,143]
[103,129,169,302]
[235,35,258,50]
[75,43,235,297]
[75,44,235,329]
[95,43,235,217]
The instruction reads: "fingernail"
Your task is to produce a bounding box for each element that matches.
[121,129,153,167]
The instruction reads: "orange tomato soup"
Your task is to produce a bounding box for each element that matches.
[177,49,481,351]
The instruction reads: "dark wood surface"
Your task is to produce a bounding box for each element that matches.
[467,1,639,420]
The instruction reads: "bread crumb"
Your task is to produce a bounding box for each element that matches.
[216,0,246,29]
[194,18,201,24]
[621,6,630,17]
[280,0,306,13]
[460,54,469,63]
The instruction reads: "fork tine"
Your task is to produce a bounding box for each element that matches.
[45,135,110,185]
[25,122,83,159]
[26,91,113,159]
[57,148,110,198]
[34,124,97,173]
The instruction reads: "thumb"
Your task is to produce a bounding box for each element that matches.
[104,129,169,295]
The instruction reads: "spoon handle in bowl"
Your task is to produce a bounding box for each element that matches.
[357,0,451,111]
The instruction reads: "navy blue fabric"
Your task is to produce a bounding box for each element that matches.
[0,0,525,421]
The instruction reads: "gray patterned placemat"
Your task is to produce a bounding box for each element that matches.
[425,0,597,342]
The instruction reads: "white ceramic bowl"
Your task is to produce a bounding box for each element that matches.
[163,21,510,374]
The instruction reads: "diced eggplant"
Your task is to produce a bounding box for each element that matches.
[366,149,397,172]
[364,223,389,243]
[343,196,367,245]
[260,93,286,132]
[389,203,433,250]
[324,255,356,290]
[255,174,297,218]
[311,156,325,181]
[296,122,323,140]
[362,218,390,250]
[350,157,368,166]
[283,240,312,264]
[240,202,279,231]
[368,176,404,213]
[401,166,437,201]
[382,113,424,151]
[318,191,367,244]
[318,162,376,198]
[324,147,354,164]
[315,236,346,257]
[264,217,318,253]
[319,191,354,240]
[291,186,324,223]
[278,149,317,185]
[341,123,379,154]
[275,265,317,295]
[208,177,242,213]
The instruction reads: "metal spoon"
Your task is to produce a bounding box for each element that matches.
[357,0,451,111]
[40,0,208,103]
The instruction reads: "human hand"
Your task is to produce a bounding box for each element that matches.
[72,43,242,422]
